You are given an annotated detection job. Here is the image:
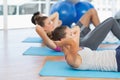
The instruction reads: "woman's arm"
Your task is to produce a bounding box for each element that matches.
[49,12,62,28]
[55,38,82,68]
[71,26,80,46]
[35,25,57,49]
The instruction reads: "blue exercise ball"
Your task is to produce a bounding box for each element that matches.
[74,1,94,23]
[50,1,77,27]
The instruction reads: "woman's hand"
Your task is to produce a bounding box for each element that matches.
[71,26,80,35]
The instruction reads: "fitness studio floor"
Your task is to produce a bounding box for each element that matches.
[0,28,119,80]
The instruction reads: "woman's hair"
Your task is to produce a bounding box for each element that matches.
[31,11,40,25]
[52,26,67,41]
[35,16,48,27]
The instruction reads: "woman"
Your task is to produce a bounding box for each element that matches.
[52,26,120,72]
[54,38,120,72]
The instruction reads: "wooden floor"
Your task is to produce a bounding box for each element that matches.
[0,28,119,80]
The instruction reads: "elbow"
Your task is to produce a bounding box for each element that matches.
[54,12,59,18]
[35,26,39,32]
[35,26,39,35]
[35,27,42,37]
[55,12,59,16]
[35,26,43,34]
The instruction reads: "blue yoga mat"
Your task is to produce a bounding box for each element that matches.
[23,37,120,44]
[23,47,64,56]
[22,37,42,43]
[23,47,115,56]
[40,61,120,78]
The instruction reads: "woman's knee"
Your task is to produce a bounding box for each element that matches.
[108,17,114,20]
[105,17,115,23]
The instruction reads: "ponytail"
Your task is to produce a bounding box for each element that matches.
[31,11,40,25]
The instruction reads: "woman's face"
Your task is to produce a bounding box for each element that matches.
[43,18,54,33]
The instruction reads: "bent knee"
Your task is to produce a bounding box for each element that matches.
[106,17,115,22]
[108,17,114,20]
[87,8,97,15]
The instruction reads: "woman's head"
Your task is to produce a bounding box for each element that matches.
[52,25,72,41]
[35,16,54,33]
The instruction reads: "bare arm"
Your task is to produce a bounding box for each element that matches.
[55,38,82,68]
[71,26,80,47]
[35,25,57,49]
[49,12,62,29]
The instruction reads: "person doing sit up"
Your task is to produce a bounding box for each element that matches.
[52,26,120,72]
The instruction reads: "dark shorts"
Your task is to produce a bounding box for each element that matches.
[116,45,120,72]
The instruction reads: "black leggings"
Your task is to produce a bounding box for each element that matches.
[79,17,120,50]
